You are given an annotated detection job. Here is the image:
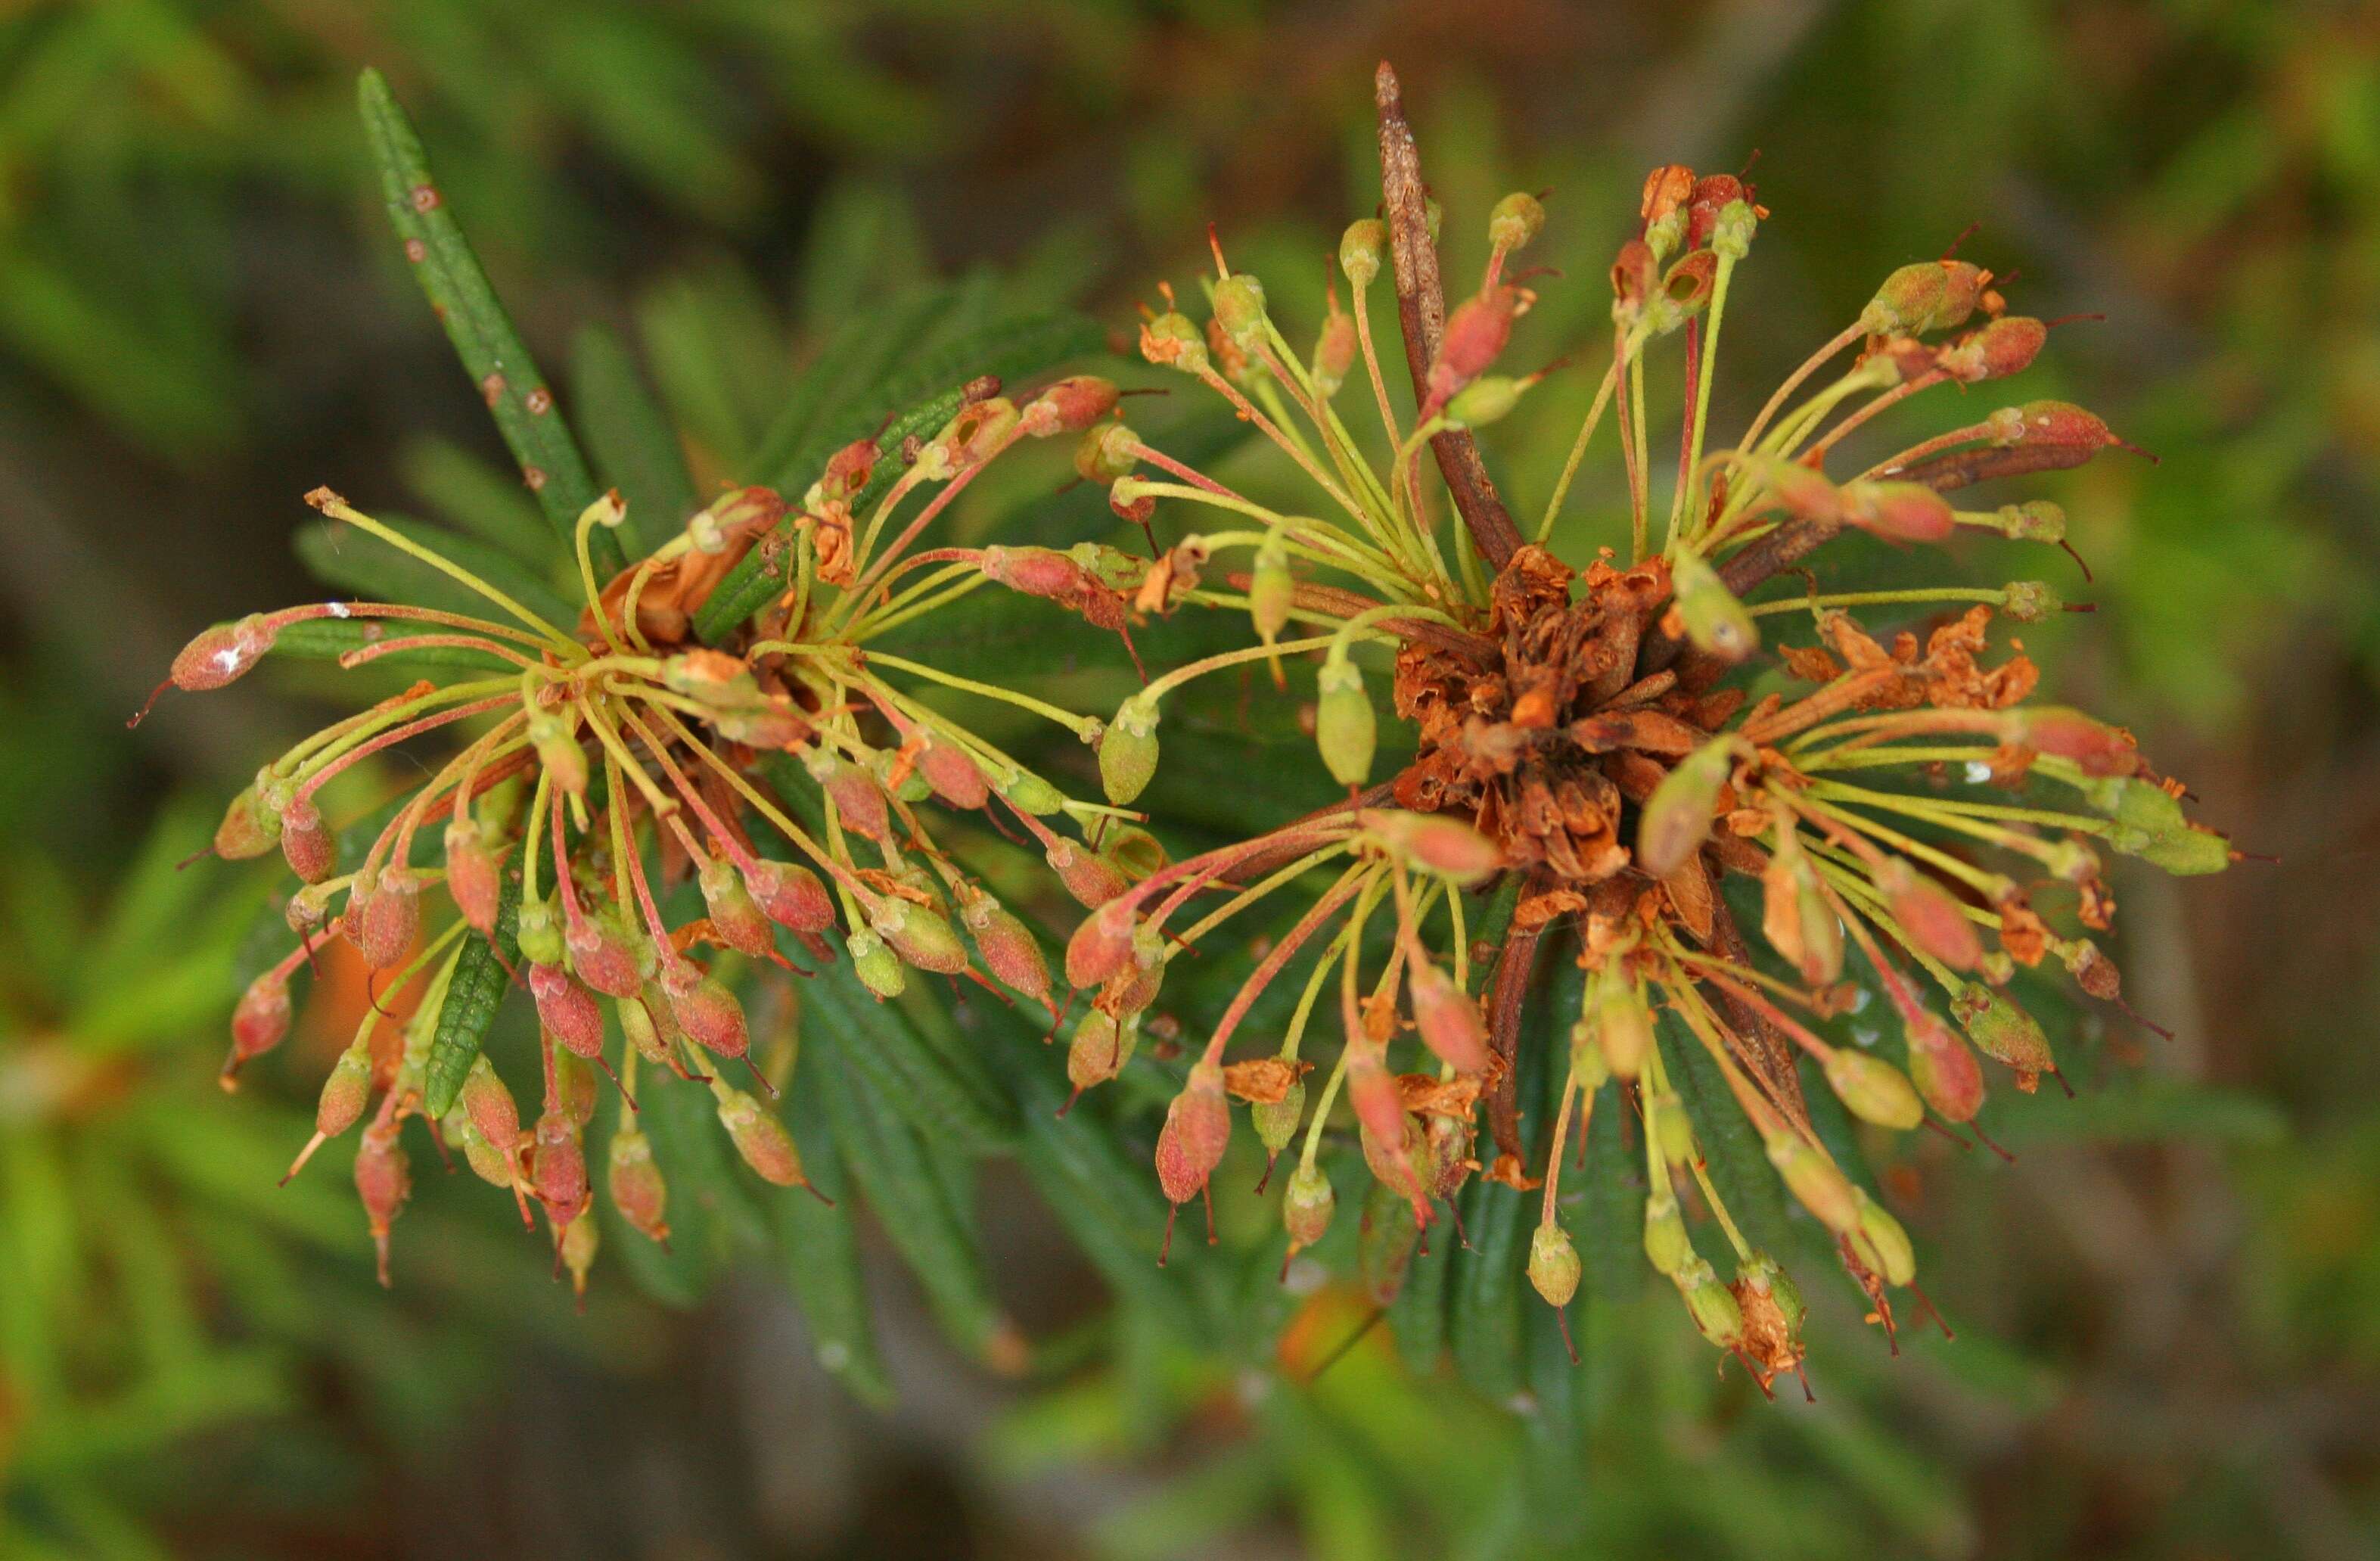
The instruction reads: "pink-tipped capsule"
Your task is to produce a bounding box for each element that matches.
[222,969,292,1085]
[354,1120,411,1286]
[279,794,334,883]
[698,856,776,959]
[746,858,834,934]
[1940,315,2046,384]
[1407,960,1490,1074]
[443,813,502,935]
[528,962,605,1059]
[607,1128,672,1242]
[1994,399,2127,455]
[1425,285,1521,411]
[660,958,749,1059]
[1875,860,1984,970]
[717,1089,814,1191]
[1359,810,1502,885]
[1904,1011,1986,1122]
[357,867,422,972]
[980,543,1093,602]
[528,1110,589,1224]
[284,1040,374,1183]
[1064,898,1139,990]
[2009,707,2139,778]
[1154,1062,1232,1211]
[1046,838,1132,909]
[171,613,278,692]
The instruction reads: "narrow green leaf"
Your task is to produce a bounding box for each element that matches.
[356,68,620,574]
[769,1045,893,1405]
[423,872,520,1118]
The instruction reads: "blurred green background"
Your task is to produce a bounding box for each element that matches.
[3,1,2375,1556]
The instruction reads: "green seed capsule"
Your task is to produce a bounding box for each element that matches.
[1850,1189,1915,1286]
[847,929,907,1000]
[1249,534,1294,649]
[1675,1257,1743,1348]
[1253,1077,1306,1157]
[1823,1047,1925,1130]
[1284,1161,1337,1251]
[1339,219,1387,290]
[1443,375,1524,428]
[1488,191,1545,255]
[1315,659,1375,786]
[996,768,1067,816]
[1098,698,1160,805]
[1669,549,1758,662]
[1643,1189,1693,1276]
[1212,272,1269,353]
[1528,1223,1581,1309]
[1638,735,1740,876]
[1596,973,1652,1081]
[1950,982,2056,1085]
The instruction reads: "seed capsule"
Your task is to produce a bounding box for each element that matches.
[1489,191,1545,255]
[1638,736,1739,877]
[1098,698,1161,806]
[1875,860,1983,970]
[717,1088,809,1189]
[1408,959,1490,1074]
[1766,1130,1859,1234]
[746,858,834,934]
[1211,272,1268,354]
[529,963,604,1059]
[1021,375,1120,437]
[1596,974,1652,1081]
[458,1055,521,1154]
[1360,808,1502,885]
[1045,838,1131,909]
[1850,1189,1915,1286]
[444,813,500,934]
[1906,1009,1985,1121]
[1824,1048,1925,1129]
[847,929,906,1000]
[563,903,643,1000]
[1249,534,1294,652]
[355,1120,412,1286]
[1951,982,2055,1090]
[1251,1077,1305,1158]
[1843,480,1956,544]
[214,780,280,860]
[171,613,278,692]
[607,1127,671,1243]
[1154,1061,1231,1208]
[1283,1162,1335,1251]
[1315,659,1375,786]
[1674,1256,1744,1348]
[660,958,750,1059]
[529,1109,589,1224]
[1338,219,1386,290]
[1064,898,1139,990]
[223,970,293,1084]
[357,867,423,972]
[515,891,566,966]
[1528,1223,1581,1309]
[698,856,775,959]
[278,794,334,883]
[1668,549,1758,662]
[872,898,968,976]
[1643,1189,1693,1276]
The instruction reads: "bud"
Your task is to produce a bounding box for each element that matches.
[1637,735,1740,876]
[458,1054,520,1155]
[1667,548,1758,661]
[1843,480,1956,544]
[1407,959,1489,1073]
[1875,860,1983,970]
[660,958,749,1058]
[214,781,280,860]
[872,897,968,976]
[1154,1061,1231,1208]
[225,969,292,1081]
[1597,974,1651,1081]
[529,1109,589,1223]
[1643,1189,1694,1276]
[1675,1257,1744,1348]
[847,928,907,1000]
[1850,1189,1915,1286]
[1360,809,1502,885]
[357,867,422,972]
[1249,533,1295,651]
[1824,1047,1924,1129]
[1489,191,1546,255]
[355,1120,411,1285]
[607,1127,671,1242]
[1338,219,1386,289]
[1766,1130,1860,1233]
[1528,1223,1582,1309]
[1648,1090,1696,1170]
[1315,658,1375,786]
[171,613,278,692]
[1283,1161,1336,1250]
[1952,982,2055,1088]
[1020,375,1120,438]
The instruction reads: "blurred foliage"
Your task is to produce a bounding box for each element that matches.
[2,2,2374,1559]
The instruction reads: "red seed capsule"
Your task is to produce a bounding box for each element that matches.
[354,1120,411,1286]
[661,957,748,1059]
[172,613,277,692]
[2010,707,2139,777]
[1065,898,1139,990]
[747,858,834,934]
[357,868,422,972]
[980,544,1092,602]
[917,739,990,810]
[698,856,776,959]
[1905,1010,1985,1122]
[1046,838,1131,908]
[1408,960,1490,1074]
[963,896,1050,1006]
[222,970,292,1084]
[1426,285,1522,409]
[529,1109,589,1224]
[1154,1061,1231,1208]
[458,1055,520,1152]
[529,962,605,1059]
[1359,809,1502,885]
[279,794,334,883]
[717,1089,809,1189]
[1021,375,1121,437]
[1844,480,1956,543]
[1876,860,1984,970]
[564,903,643,1000]
[607,1128,671,1243]
[443,813,501,935]
[810,752,889,841]
[1939,315,2046,384]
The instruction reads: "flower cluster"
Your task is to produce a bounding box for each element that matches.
[153,372,1145,1289]
[1055,64,2230,1385]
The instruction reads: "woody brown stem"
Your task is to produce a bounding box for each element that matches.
[1484,911,1543,1162]
[1375,62,1522,573]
